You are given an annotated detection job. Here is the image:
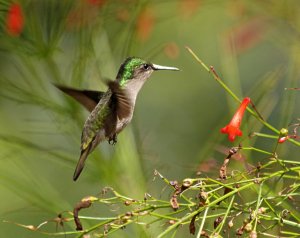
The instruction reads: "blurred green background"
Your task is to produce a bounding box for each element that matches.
[1,0,300,237]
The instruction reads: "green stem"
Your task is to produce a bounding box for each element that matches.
[253,182,263,231]
[252,132,278,139]
[259,214,300,228]
[241,146,273,155]
[197,207,209,238]
[215,195,235,234]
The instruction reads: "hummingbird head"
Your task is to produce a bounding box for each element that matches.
[116,57,179,93]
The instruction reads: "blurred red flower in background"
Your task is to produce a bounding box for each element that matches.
[6,3,24,37]
[164,42,180,59]
[222,17,267,55]
[136,7,155,42]
[86,0,106,7]
[178,0,201,18]
[221,97,251,142]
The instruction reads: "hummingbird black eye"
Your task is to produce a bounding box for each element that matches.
[143,64,150,70]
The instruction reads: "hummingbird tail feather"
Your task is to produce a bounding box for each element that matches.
[73,147,91,181]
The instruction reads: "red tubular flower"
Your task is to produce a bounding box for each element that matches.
[221,97,251,142]
[6,3,24,36]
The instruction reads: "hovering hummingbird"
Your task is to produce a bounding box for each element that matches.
[56,57,179,181]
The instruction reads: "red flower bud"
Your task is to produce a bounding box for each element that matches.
[278,136,288,143]
[6,3,24,37]
[221,97,251,142]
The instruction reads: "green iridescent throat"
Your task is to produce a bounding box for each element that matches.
[118,57,147,87]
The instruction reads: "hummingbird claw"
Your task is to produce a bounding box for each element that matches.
[108,134,117,145]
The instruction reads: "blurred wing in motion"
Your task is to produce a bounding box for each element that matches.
[55,84,104,112]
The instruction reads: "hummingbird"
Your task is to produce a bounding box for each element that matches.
[56,57,179,181]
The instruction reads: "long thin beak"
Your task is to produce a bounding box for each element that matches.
[152,63,179,71]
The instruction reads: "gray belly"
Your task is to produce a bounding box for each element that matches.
[116,115,133,134]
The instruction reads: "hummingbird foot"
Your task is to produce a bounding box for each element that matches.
[108,134,117,145]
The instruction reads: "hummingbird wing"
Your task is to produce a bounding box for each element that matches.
[55,84,105,112]
[107,81,132,120]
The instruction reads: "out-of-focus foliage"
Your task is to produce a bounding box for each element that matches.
[0,0,300,237]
